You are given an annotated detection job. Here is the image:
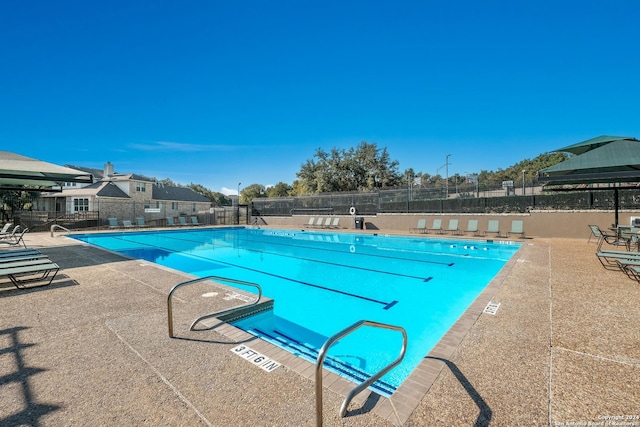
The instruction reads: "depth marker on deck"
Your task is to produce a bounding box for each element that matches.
[230,345,281,372]
[483,301,501,315]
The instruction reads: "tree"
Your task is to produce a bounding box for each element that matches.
[296,141,401,193]
[267,182,292,198]
[240,184,266,204]
[186,183,231,206]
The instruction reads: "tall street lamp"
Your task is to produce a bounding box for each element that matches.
[445,154,451,198]
[237,182,241,225]
[522,170,526,196]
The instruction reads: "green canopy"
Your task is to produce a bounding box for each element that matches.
[553,135,636,155]
[0,151,93,191]
[539,135,640,226]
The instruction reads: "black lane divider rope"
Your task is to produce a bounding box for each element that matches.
[106,235,400,308]
[111,233,441,282]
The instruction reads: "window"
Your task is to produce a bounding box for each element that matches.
[73,198,89,212]
[192,203,196,212]
[136,182,146,192]
[144,200,150,209]
[64,182,77,188]
[172,202,177,210]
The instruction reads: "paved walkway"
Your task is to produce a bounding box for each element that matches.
[1,231,638,426]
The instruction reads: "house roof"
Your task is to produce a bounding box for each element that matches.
[152,185,209,202]
[41,182,130,198]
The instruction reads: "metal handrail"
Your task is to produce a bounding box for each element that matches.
[315,320,407,426]
[50,224,71,237]
[167,275,262,337]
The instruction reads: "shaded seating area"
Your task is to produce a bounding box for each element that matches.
[0,248,60,289]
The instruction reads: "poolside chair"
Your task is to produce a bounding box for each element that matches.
[190,216,200,226]
[329,217,340,229]
[410,219,427,233]
[597,248,640,270]
[588,225,626,251]
[122,220,134,229]
[0,254,59,289]
[136,217,148,228]
[322,217,332,228]
[426,219,442,234]
[0,228,29,248]
[0,225,21,240]
[444,219,460,235]
[507,220,525,238]
[312,218,324,228]
[0,222,13,235]
[304,217,315,227]
[178,216,188,226]
[484,220,501,237]
[166,217,177,227]
[108,218,119,229]
[463,219,479,235]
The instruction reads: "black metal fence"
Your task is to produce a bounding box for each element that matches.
[252,187,640,216]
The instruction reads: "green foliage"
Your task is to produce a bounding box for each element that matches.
[240,184,267,204]
[186,183,231,206]
[267,182,292,198]
[296,141,401,193]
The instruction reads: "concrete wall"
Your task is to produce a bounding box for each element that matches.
[257,210,639,239]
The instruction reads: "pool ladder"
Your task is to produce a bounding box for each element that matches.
[167,275,262,337]
[315,320,407,427]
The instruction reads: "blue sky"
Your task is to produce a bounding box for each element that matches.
[2,1,638,195]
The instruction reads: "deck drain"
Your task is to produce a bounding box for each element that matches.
[483,301,501,315]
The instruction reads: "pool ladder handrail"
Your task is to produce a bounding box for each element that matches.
[315,320,407,426]
[167,275,262,338]
[50,224,71,237]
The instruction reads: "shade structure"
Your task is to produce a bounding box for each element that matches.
[539,135,640,226]
[0,151,93,191]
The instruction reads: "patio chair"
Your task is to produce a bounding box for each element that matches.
[122,220,134,229]
[0,228,29,248]
[190,216,200,226]
[410,219,427,233]
[596,248,640,270]
[588,225,625,251]
[507,220,525,238]
[484,220,501,237]
[304,217,315,227]
[463,219,479,235]
[444,219,460,235]
[0,222,13,235]
[329,217,340,229]
[312,218,324,228]
[426,219,443,234]
[136,217,148,228]
[166,217,177,226]
[0,225,21,240]
[0,256,60,289]
[322,217,332,228]
[108,218,119,229]
[178,217,188,226]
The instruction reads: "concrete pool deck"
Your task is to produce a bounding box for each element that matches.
[1,229,639,426]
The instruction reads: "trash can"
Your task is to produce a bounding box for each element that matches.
[354,217,364,230]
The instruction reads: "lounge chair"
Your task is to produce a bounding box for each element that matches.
[484,220,501,237]
[0,256,60,289]
[322,217,332,228]
[410,219,427,233]
[166,217,177,226]
[588,225,627,251]
[596,248,640,270]
[190,216,200,226]
[329,217,340,229]
[507,220,525,238]
[312,218,324,228]
[0,248,42,259]
[304,217,315,227]
[0,228,29,248]
[0,225,21,240]
[122,220,134,229]
[463,219,479,235]
[0,222,13,235]
[178,217,188,226]
[108,218,119,229]
[444,219,460,235]
[0,250,47,263]
[136,217,148,228]
[426,219,443,234]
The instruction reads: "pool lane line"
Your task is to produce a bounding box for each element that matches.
[100,235,404,308]
[146,230,458,267]
[107,234,441,282]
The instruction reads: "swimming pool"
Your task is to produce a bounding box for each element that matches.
[72,227,520,395]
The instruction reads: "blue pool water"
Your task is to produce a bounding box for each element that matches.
[72,227,520,395]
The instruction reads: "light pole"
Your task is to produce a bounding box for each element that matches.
[237,182,241,225]
[445,154,451,199]
[522,170,526,196]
